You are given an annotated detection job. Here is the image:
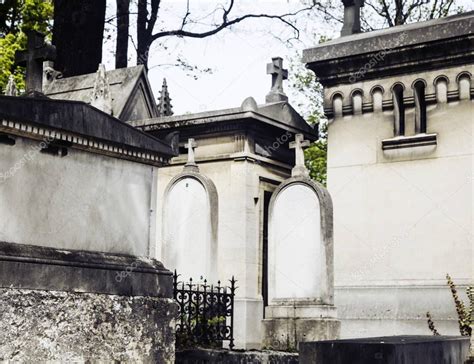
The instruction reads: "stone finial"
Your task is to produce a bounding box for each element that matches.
[90,64,113,115]
[157,78,174,117]
[241,96,258,112]
[15,30,56,96]
[341,0,365,36]
[184,138,199,172]
[43,60,62,88]
[266,57,288,103]
[289,134,310,177]
[5,75,18,96]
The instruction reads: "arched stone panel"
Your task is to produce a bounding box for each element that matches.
[162,171,218,281]
[268,177,334,305]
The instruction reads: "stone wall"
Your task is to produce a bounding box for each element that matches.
[176,348,298,364]
[0,289,177,362]
[0,135,156,256]
[0,241,178,363]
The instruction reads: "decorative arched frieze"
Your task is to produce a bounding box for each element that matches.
[330,91,344,118]
[350,88,364,115]
[412,79,427,133]
[433,75,449,104]
[456,71,472,100]
[370,85,384,112]
[391,83,406,136]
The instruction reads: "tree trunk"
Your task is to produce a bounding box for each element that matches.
[52,0,106,77]
[136,0,150,68]
[115,0,130,69]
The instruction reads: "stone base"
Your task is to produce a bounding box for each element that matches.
[0,241,177,362]
[299,335,471,364]
[262,317,341,351]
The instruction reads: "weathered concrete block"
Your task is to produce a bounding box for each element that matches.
[262,317,341,351]
[0,241,178,363]
[299,336,471,364]
[0,289,177,362]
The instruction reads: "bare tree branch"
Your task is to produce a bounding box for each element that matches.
[180,0,191,30]
[151,4,316,42]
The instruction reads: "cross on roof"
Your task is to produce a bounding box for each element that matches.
[289,134,310,177]
[184,138,199,172]
[341,0,365,36]
[5,75,17,96]
[266,57,288,103]
[15,30,56,96]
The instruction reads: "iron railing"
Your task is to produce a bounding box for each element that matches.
[173,271,236,349]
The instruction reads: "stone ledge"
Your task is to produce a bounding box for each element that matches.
[0,241,173,297]
[381,133,437,150]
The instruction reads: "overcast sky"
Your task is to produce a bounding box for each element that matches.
[102,0,472,116]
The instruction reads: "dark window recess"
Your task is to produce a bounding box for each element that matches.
[40,140,72,157]
[0,133,15,146]
[392,84,405,136]
[262,190,272,316]
[414,81,427,133]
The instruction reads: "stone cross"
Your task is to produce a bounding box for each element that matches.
[5,75,17,96]
[266,57,288,103]
[184,138,199,172]
[341,0,365,36]
[289,134,310,177]
[15,30,56,96]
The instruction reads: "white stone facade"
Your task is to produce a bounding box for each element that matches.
[154,137,291,348]
[324,65,473,337]
[0,135,158,256]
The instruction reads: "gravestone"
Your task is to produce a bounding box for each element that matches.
[262,134,340,350]
[15,30,56,95]
[299,336,471,364]
[162,139,218,281]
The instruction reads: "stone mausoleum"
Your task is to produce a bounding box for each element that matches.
[0,3,472,360]
[131,56,336,349]
[304,5,473,338]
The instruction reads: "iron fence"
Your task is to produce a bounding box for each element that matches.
[173,271,236,350]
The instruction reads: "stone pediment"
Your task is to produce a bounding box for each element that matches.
[44,65,158,121]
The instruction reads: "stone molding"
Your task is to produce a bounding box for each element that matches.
[0,118,169,166]
[304,13,474,86]
[323,70,473,119]
[0,241,173,297]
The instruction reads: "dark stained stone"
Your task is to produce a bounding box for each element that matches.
[299,336,471,364]
[0,95,175,158]
[303,11,474,86]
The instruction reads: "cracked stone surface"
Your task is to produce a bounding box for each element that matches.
[0,288,178,363]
